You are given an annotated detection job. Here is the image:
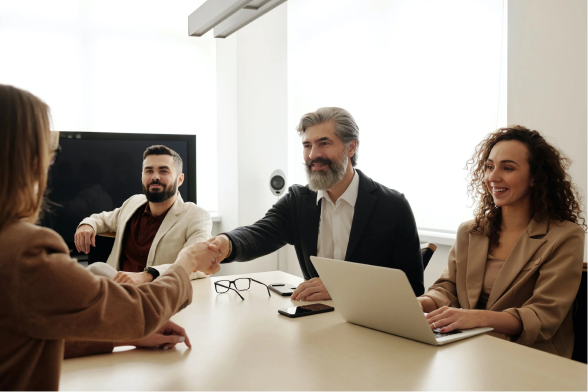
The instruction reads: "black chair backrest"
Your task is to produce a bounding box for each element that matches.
[88,233,116,265]
[571,262,587,364]
[421,243,437,270]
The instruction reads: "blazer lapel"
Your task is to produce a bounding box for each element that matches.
[345,170,376,260]
[147,195,183,266]
[300,194,321,276]
[465,232,489,309]
[486,219,548,308]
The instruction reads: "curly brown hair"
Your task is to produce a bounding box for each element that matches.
[466,125,586,247]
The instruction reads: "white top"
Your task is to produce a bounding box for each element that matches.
[316,170,360,260]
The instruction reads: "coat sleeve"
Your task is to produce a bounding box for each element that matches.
[78,206,123,234]
[11,228,193,342]
[391,194,424,296]
[502,224,585,345]
[421,223,465,308]
[183,208,213,246]
[223,188,296,262]
[151,206,213,280]
[63,341,115,359]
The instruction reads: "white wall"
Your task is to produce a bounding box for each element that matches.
[215,3,289,276]
[426,0,588,288]
[0,0,218,212]
[508,0,587,262]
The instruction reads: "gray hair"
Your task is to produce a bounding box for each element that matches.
[296,107,359,167]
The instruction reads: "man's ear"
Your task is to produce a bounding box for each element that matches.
[347,140,357,158]
[177,173,185,187]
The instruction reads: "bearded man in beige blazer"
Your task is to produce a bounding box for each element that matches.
[75,145,218,284]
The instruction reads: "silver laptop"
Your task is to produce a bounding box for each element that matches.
[310,256,493,346]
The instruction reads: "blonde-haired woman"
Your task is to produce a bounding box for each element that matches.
[0,84,219,390]
[418,126,585,358]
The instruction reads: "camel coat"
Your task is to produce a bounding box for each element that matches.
[0,222,193,390]
[423,219,585,358]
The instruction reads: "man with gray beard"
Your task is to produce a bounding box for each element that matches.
[209,107,424,299]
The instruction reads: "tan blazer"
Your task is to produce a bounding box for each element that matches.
[424,218,585,358]
[0,222,193,391]
[79,194,212,279]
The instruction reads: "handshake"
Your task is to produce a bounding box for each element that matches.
[175,235,232,277]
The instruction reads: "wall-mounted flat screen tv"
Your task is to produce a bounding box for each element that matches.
[40,132,196,252]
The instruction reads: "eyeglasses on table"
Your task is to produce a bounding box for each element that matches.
[214,278,272,300]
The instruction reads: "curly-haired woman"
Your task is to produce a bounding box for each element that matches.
[418,125,585,358]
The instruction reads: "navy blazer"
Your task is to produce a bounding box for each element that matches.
[223,169,424,295]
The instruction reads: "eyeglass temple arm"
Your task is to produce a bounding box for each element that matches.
[250,278,272,297]
[215,283,245,300]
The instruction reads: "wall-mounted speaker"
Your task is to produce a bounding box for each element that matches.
[269,169,286,196]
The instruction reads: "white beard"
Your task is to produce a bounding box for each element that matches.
[306,153,348,192]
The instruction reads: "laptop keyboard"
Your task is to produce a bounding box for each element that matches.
[433,328,462,338]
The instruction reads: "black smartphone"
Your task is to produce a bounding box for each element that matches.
[278,303,335,318]
[268,283,298,296]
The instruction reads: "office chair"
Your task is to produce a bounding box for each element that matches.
[420,243,437,270]
[571,262,587,364]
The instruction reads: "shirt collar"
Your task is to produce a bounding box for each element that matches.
[142,203,153,216]
[142,202,173,219]
[316,169,360,207]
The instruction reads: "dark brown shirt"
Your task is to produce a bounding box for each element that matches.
[120,203,171,272]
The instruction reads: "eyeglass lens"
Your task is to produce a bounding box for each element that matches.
[215,281,230,293]
[234,278,251,290]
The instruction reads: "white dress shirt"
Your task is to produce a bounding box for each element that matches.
[316,170,360,260]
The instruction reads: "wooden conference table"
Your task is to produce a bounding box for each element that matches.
[60,271,587,391]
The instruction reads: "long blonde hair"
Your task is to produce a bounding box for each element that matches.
[0,84,52,232]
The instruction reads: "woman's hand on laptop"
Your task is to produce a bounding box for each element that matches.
[425,306,483,333]
[291,278,332,301]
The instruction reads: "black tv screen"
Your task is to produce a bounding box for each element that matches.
[41,132,196,249]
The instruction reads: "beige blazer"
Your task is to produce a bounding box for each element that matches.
[0,222,193,391]
[424,218,585,358]
[79,194,212,279]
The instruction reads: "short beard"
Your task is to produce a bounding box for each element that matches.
[306,153,348,192]
[142,179,178,203]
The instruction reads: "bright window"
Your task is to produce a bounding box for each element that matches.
[288,0,507,234]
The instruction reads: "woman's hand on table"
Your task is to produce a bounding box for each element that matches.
[119,320,191,349]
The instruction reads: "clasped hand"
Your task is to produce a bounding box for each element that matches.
[176,242,222,276]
